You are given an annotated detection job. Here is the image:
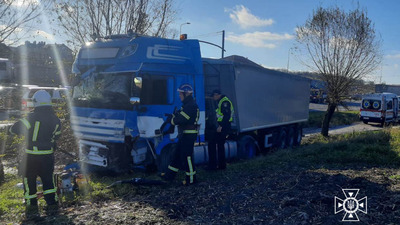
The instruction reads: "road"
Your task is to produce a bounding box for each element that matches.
[306,100,379,136]
[303,121,389,138]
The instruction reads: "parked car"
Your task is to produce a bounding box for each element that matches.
[21,86,68,111]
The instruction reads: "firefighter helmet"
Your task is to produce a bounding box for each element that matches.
[32,90,52,107]
[177,83,193,94]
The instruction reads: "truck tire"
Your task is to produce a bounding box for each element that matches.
[294,127,303,146]
[277,128,287,149]
[157,144,177,173]
[237,135,259,159]
[363,120,368,125]
[287,127,295,148]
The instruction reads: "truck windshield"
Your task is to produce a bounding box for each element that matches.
[73,72,133,110]
[362,99,381,110]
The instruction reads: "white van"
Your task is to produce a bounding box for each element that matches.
[360,92,398,126]
[21,86,68,111]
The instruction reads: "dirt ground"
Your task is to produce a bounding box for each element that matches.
[3,121,400,224]
[16,162,400,225]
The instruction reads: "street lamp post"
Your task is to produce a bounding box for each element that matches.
[287,48,292,72]
[180,22,190,35]
[287,47,296,72]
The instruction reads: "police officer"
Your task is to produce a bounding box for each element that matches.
[161,83,199,185]
[207,90,234,170]
[10,90,61,217]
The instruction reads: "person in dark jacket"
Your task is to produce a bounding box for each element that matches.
[207,90,234,170]
[10,90,61,217]
[161,83,199,185]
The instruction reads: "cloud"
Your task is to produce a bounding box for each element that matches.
[0,25,24,33]
[11,0,39,7]
[227,5,274,29]
[33,30,55,40]
[226,31,294,48]
[386,54,400,59]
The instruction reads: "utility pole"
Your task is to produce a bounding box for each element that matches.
[221,30,225,58]
[287,48,291,72]
[198,30,226,58]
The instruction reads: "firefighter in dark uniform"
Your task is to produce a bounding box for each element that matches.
[161,83,199,185]
[10,90,61,217]
[207,90,234,170]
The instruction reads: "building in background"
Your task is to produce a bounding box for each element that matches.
[11,41,74,86]
[375,84,400,95]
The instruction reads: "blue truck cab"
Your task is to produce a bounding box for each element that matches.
[72,33,311,172]
[71,33,205,172]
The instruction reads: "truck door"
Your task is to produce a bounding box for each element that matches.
[135,73,177,138]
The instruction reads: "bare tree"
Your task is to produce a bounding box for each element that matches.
[52,0,178,51]
[296,6,382,136]
[0,0,51,184]
[0,0,51,45]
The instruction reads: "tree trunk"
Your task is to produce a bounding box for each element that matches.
[0,159,4,184]
[321,103,337,137]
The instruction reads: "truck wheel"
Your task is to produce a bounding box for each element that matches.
[237,135,259,159]
[157,144,177,173]
[287,127,295,148]
[277,128,287,149]
[294,127,303,146]
[363,120,368,124]
[287,127,296,148]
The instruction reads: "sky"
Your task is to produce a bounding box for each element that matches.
[173,0,400,84]
[8,0,400,84]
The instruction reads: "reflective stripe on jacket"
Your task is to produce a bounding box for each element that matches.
[171,95,199,134]
[10,106,61,155]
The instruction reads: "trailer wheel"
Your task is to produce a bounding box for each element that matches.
[157,144,177,173]
[277,128,287,149]
[287,127,295,148]
[237,135,259,159]
[294,127,303,146]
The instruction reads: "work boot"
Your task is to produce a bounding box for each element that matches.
[183,175,197,186]
[204,166,217,171]
[158,172,175,181]
[25,205,40,221]
[45,204,59,216]
[217,165,226,170]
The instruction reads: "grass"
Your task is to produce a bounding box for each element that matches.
[306,110,360,128]
[0,174,25,222]
[268,129,400,168]
[1,128,400,223]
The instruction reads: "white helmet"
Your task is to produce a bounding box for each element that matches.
[32,90,52,107]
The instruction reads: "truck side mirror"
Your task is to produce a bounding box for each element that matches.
[130,97,140,105]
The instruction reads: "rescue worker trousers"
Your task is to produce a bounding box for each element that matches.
[166,133,197,184]
[22,154,57,206]
[208,131,227,169]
